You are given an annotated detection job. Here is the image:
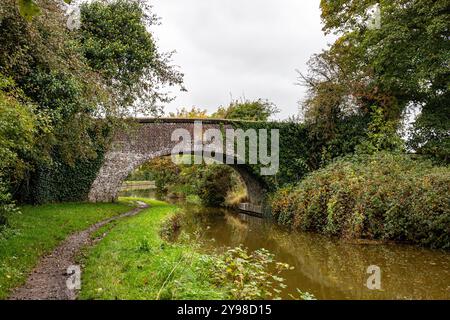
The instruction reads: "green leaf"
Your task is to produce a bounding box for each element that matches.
[18,0,41,21]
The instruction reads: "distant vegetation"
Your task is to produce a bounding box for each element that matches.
[127,156,247,208]
[169,98,280,121]
[212,99,280,121]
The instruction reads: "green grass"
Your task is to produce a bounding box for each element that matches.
[0,201,134,299]
[123,181,154,186]
[79,198,227,300]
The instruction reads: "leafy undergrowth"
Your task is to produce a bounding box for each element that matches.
[0,201,134,299]
[271,152,450,249]
[80,198,309,300]
[206,246,293,300]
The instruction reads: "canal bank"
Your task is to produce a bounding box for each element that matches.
[79,198,296,300]
[117,188,450,300]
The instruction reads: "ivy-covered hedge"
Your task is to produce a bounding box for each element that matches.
[230,115,368,190]
[25,150,105,204]
[230,120,309,190]
[271,152,450,249]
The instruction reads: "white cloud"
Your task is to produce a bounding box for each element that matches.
[151,0,333,119]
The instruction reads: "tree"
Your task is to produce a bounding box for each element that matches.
[1,0,184,159]
[80,0,185,116]
[0,80,37,183]
[300,0,449,160]
[298,48,361,140]
[212,99,279,121]
[0,0,185,205]
[1,0,110,164]
[0,75,40,225]
[321,0,449,115]
[138,157,180,195]
[169,107,209,118]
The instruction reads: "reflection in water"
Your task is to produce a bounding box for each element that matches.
[119,189,450,300]
[119,188,158,199]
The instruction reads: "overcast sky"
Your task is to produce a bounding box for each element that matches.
[150,0,333,120]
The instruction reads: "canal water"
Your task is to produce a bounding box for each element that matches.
[119,188,450,300]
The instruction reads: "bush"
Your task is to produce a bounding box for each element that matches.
[196,165,234,207]
[209,246,292,300]
[159,213,183,242]
[159,213,300,300]
[271,152,450,249]
[0,180,19,227]
[0,75,36,222]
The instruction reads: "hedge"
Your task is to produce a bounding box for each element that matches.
[25,150,105,204]
[271,152,450,249]
[230,114,368,190]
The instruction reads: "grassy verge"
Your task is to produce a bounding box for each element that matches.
[123,181,154,186]
[0,201,135,299]
[79,198,301,300]
[79,198,228,300]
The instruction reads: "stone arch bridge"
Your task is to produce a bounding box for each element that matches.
[88,119,268,213]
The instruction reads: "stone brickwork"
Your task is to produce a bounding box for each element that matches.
[88,119,267,209]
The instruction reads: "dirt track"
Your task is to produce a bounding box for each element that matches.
[9,202,148,300]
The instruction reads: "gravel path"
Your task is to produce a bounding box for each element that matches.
[9,201,149,300]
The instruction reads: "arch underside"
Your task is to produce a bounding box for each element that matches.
[88,149,267,208]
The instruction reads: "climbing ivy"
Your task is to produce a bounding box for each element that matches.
[230,115,368,190]
[25,149,105,204]
[230,121,310,190]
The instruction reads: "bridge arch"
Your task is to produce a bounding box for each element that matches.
[88,119,267,211]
